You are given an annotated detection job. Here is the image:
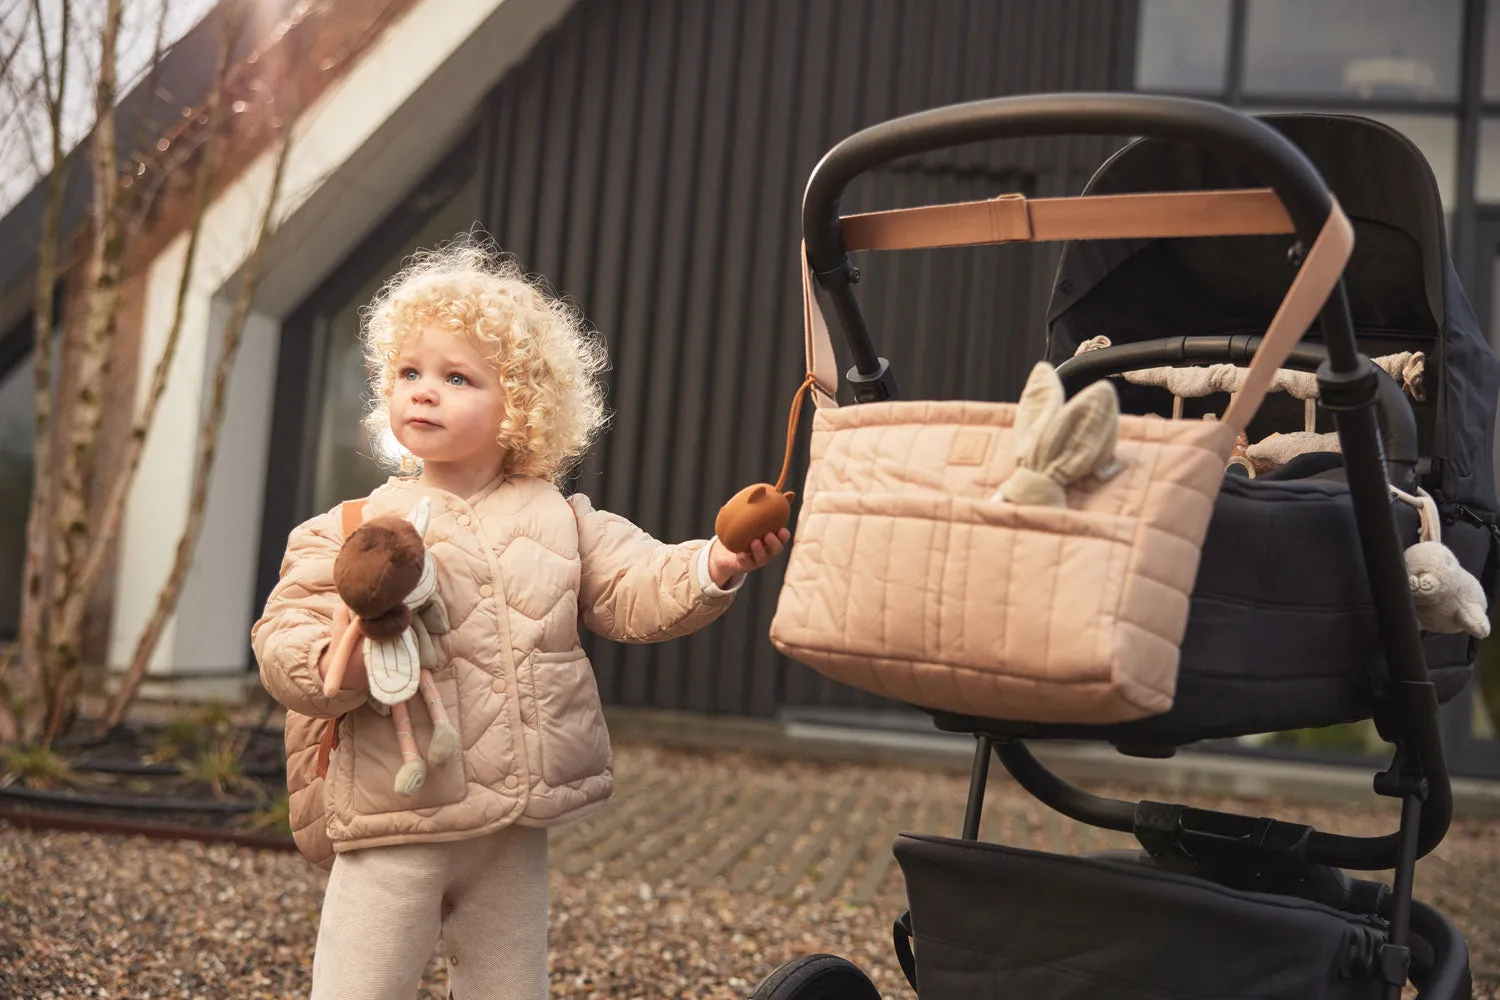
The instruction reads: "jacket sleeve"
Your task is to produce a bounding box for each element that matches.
[569,493,740,643]
[250,507,370,719]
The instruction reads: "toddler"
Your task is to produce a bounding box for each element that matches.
[251,239,789,1000]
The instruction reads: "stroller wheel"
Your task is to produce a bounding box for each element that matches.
[748,954,882,1000]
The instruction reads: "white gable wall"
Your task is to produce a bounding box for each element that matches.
[109,0,577,686]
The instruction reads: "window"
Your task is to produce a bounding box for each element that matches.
[309,167,482,514]
[0,341,36,639]
[1243,0,1463,102]
[1134,0,1233,93]
[1134,2,1464,214]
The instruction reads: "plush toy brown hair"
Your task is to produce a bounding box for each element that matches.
[322,496,458,796]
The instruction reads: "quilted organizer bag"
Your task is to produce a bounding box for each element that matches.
[766,195,1354,725]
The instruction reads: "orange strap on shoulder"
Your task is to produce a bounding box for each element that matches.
[316,498,371,779]
[340,498,367,537]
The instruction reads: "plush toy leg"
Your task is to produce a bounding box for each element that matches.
[391,699,428,796]
[421,668,460,766]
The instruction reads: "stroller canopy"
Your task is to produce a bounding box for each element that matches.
[1045,112,1500,512]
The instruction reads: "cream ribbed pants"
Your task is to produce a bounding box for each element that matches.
[310,825,548,1000]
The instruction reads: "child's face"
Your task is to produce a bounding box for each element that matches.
[389,325,507,475]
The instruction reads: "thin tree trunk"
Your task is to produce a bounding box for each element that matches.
[41,0,123,746]
[102,114,296,730]
[56,0,245,708]
[1,0,72,746]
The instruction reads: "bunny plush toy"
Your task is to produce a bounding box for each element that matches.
[994,361,1122,508]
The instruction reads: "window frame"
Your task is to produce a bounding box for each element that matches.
[250,128,482,623]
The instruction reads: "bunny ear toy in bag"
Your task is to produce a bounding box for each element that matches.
[742,114,1355,727]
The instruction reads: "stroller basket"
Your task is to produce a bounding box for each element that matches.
[892,832,1470,1000]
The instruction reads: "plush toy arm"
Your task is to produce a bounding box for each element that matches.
[321,608,362,697]
[251,506,371,720]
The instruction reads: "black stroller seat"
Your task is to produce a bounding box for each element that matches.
[751,97,1488,1000]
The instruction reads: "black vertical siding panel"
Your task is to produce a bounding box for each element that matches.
[699,0,777,715]
[750,0,850,718]
[573,0,652,703]
[777,0,892,712]
[639,0,713,711]
[502,53,549,261]
[722,0,812,718]
[530,18,584,285]
[608,0,686,708]
[671,2,749,716]
[559,4,620,305]
[484,87,519,252]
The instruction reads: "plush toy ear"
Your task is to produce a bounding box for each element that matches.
[1013,362,1064,464]
[1033,379,1120,485]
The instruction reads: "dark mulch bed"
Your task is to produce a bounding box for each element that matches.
[1,714,292,842]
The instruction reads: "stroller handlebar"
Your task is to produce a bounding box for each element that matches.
[802,93,1336,281]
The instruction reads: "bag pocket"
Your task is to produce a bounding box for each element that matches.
[527,649,612,787]
[346,668,467,815]
[775,489,1135,680]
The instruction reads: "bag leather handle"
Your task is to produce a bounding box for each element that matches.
[798,188,1354,435]
[839,187,1293,251]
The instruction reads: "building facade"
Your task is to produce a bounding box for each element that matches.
[0,0,1496,777]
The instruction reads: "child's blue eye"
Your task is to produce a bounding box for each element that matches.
[447,373,469,387]
[400,367,418,381]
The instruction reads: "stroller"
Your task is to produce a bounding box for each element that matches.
[750,95,1498,1000]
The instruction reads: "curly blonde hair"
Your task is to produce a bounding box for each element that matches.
[360,237,612,484]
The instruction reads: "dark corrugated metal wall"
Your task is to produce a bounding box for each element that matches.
[480,0,1139,717]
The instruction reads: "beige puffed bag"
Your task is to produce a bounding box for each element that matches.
[767,188,1354,725]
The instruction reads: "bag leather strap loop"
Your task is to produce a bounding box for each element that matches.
[797,189,1354,436]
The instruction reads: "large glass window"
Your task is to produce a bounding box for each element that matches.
[310,167,482,514]
[1134,0,1233,93]
[1134,2,1463,216]
[0,344,36,639]
[1243,0,1463,102]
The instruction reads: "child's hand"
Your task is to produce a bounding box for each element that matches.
[707,528,791,588]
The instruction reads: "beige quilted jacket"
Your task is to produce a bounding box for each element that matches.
[252,473,738,854]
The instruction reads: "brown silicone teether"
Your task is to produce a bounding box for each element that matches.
[714,373,818,554]
[716,483,795,553]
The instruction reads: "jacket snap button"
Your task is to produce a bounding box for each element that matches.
[456,513,471,526]
[504,774,518,789]
[491,678,505,693]
[479,584,493,598]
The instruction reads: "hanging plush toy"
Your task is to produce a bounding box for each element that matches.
[1391,486,1491,639]
[322,496,459,796]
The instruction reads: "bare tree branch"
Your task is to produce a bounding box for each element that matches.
[64,0,246,671]
[104,99,297,729]
[2,0,71,745]
[0,2,33,89]
[40,0,121,745]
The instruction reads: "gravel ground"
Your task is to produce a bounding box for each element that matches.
[1,740,1496,999]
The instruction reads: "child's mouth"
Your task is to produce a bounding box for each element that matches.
[408,417,442,429]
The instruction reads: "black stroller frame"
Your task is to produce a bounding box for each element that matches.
[754,94,1479,1000]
